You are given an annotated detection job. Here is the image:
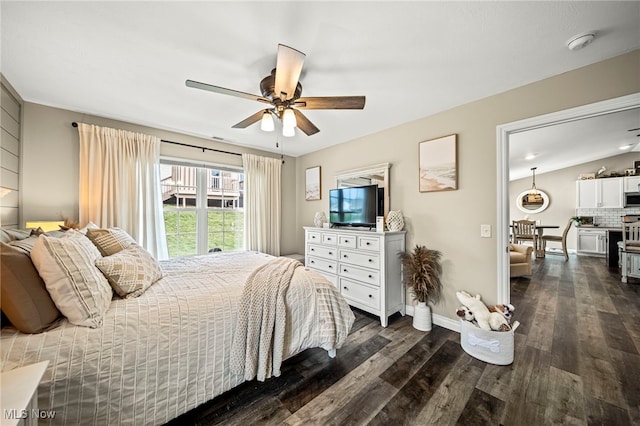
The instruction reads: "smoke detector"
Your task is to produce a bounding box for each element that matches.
[566,32,596,51]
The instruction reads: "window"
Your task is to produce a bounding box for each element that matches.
[160,161,244,258]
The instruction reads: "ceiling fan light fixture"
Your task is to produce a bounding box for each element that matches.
[282,108,297,129]
[282,125,295,137]
[260,110,274,132]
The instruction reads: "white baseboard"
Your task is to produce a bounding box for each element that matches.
[405,304,460,333]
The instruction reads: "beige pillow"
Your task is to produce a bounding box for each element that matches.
[0,242,61,333]
[30,230,113,328]
[95,243,163,298]
[86,228,135,256]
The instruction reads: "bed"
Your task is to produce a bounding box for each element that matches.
[0,228,355,425]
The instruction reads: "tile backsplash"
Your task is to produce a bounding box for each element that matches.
[576,207,640,227]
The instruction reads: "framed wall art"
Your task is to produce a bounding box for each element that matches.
[305,166,321,200]
[419,134,458,192]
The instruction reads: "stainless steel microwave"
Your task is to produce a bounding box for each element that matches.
[624,192,640,207]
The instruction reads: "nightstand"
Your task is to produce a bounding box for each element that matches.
[1,361,49,426]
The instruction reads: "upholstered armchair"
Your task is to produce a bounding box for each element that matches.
[510,244,533,277]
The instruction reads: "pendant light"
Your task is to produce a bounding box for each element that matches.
[529,167,538,195]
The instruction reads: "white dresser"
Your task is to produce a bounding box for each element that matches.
[304,227,406,327]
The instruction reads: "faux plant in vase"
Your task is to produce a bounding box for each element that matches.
[400,245,443,331]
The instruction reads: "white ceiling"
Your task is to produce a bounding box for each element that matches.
[2,1,640,171]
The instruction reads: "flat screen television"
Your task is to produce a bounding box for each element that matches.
[329,184,382,227]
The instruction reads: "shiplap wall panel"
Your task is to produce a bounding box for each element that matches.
[1,81,21,228]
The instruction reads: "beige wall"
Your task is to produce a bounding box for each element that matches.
[509,152,640,251]
[19,102,299,255]
[296,50,640,320]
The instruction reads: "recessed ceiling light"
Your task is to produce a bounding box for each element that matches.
[566,32,596,51]
[525,153,537,160]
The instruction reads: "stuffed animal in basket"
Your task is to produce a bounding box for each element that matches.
[456,291,492,331]
[488,303,515,322]
[456,305,476,323]
[456,291,512,332]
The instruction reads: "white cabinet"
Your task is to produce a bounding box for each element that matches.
[624,176,640,193]
[576,228,607,256]
[304,227,405,327]
[576,178,623,208]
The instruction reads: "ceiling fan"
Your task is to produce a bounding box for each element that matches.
[186,44,366,137]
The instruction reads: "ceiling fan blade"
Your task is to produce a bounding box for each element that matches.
[293,109,320,136]
[186,79,271,104]
[231,110,265,129]
[274,44,305,101]
[295,96,366,110]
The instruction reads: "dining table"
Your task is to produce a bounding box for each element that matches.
[511,224,559,258]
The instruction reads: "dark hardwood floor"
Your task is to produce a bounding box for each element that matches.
[167,254,639,425]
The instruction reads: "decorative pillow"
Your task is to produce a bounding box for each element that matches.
[95,243,163,298]
[30,230,113,328]
[85,228,135,256]
[0,228,31,243]
[0,242,61,333]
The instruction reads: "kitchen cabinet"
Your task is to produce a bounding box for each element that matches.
[575,178,623,208]
[577,228,607,256]
[624,176,640,193]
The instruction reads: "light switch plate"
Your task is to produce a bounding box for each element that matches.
[481,224,491,238]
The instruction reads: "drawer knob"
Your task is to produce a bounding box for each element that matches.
[343,254,348,258]
[368,294,373,298]
[368,275,373,279]
[368,259,373,263]
[343,286,348,290]
[345,240,349,243]
[328,265,333,269]
[343,268,348,272]
[310,260,315,264]
[329,252,333,255]
[366,242,371,246]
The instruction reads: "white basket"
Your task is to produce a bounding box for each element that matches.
[459,319,520,365]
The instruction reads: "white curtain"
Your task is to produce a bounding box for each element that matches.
[242,153,281,256]
[78,123,168,260]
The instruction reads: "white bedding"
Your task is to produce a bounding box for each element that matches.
[0,251,355,425]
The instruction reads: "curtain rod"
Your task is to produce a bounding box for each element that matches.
[71,122,242,157]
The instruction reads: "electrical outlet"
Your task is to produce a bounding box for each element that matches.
[480,224,491,238]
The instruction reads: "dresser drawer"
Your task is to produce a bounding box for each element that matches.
[339,262,380,286]
[307,231,321,244]
[307,257,338,275]
[339,278,379,309]
[322,232,338,246]
[339,249,380,269]
[358,236,380,251]
[338,235,357,248]
[307,244,338,260]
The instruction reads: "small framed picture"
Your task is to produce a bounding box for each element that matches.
[419,134,458,192]
[305,166,321,201]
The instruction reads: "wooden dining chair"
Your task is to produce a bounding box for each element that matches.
[541,218,572,261]
[512,220,537,253]
[618,219,640,283]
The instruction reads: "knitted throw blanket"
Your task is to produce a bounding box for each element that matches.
[230,257,301,381]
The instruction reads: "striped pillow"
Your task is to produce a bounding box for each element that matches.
[95,243,163,298]
[30,230,113,328]
[86,228,135,256]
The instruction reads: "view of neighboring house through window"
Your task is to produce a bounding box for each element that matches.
[160,161,244,258]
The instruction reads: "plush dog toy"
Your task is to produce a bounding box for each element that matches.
[456,291,492,331]
[456,305,475,323]
[488,311,511,332]
[488,303,515,322]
